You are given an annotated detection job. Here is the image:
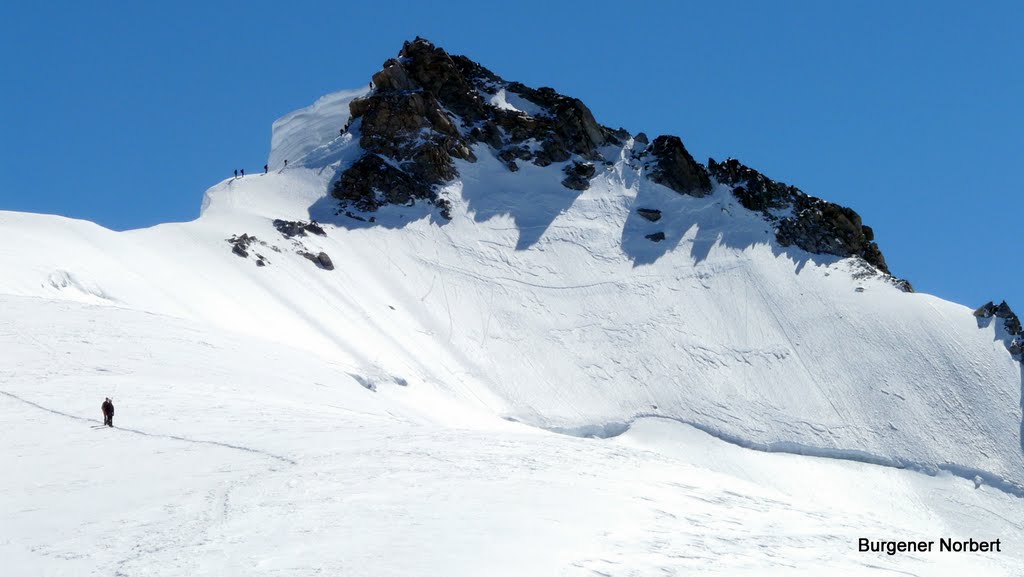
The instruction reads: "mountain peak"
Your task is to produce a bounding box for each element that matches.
[327,39,900,282]
[335,39,711,210]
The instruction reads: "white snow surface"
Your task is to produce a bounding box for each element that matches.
[485,88,546,116]
[2,88,1023,575]
[267,87,369,170]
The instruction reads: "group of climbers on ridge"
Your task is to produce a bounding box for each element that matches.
[232,160,286,180]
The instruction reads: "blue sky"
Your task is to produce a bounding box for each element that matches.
[1,1,1021,309]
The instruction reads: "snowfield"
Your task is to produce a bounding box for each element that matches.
[2,87,1022,575]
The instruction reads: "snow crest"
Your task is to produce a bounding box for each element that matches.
[267,87,368,169]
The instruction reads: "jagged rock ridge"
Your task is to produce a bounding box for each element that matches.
[974,301,1023,357]
[330,38,898,279]
[331,38,707,212]
[708,158,893,277]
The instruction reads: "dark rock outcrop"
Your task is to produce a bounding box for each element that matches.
[331,38,628,215]
[226,234,268,266]
[301,250,335,271]
[975,300,1023,359]
[325,38,900,282]
[709,157,897,279]
[775,202,886,271]
[335,155,430,212]
[892,278,914,293]
[637,208,662,222]
[976,301,1023,335]
[562,162,596,191]
[316,252,334,270]
[227,233,257,258]
[974,302,997,318]
[645,231,666,242]
[708,157,797,212]
[646,136,711,197]
[273,219,326,238]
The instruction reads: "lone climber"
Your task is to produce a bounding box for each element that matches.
[101,397,114,427]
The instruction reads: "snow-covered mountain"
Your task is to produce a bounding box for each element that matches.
[3,38,1022,575]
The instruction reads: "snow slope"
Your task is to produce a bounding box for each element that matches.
[3,295,1022,576]
[2,85,1022,574]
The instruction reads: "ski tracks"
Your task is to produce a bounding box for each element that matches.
[1,387,299,575]
[0,389,296,465]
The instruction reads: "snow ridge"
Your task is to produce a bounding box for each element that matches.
[542,414,1024,499]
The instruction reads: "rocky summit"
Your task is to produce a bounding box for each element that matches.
[331,38,899,280]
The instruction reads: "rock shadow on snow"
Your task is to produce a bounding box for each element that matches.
[458,152,587,250]
[307,147,586,242]
[620,178,824,273]
[308,193,450,231]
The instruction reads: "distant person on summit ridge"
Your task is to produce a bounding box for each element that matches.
[101,398,114,427]
[234,169,238,178]
[240,168,244,177]
[264,164,268,174]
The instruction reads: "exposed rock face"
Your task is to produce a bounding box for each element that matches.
[331,38,626,218]
[273,219,326,238]
[336,57,473,215]
[976,301,1023,334]
[562,162,596,191]
[974,300,1023,359]
[335,155,430,212]
[301,251,335,271]
[645,231,666,242]
[325,38,899,283]
[226,234,269,266]
[709,157,894,277]
[646,136,711,197]
[316,252,334,270]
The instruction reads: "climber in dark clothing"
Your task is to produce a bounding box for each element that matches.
[234,169,238,178]
[101,398,114,427]
[240,168,245,177]
[264,164,268,174]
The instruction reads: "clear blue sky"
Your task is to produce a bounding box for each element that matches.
[2,1,1021,310]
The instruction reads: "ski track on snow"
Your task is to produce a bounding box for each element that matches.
[0,389,297,465]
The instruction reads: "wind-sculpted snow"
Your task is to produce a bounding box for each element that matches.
[543,414,1024,498]
[267,87,369,170]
